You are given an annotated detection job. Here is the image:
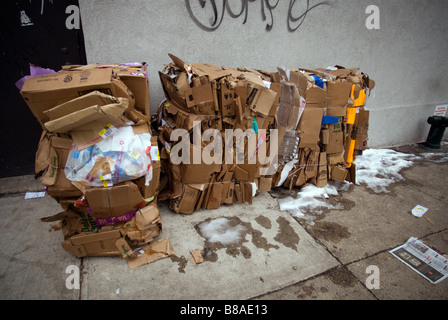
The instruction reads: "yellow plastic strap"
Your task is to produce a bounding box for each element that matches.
[347,107,357,125]
[347,139,356,165]
[354,89,366,107]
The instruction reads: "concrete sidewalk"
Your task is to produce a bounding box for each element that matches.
[0,143,447,301]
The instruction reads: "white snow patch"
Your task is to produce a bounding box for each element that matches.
[198,217,247,245]
[353,149,419,193]
[277,182,351,225]
[276,148,423,224]
[419,152,448,163]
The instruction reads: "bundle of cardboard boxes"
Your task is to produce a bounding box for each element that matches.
[156,54,374,214]
[18,54,374,262]
[20,63,175,267]
[156,54,281,215]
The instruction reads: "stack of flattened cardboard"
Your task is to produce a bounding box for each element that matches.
[157,55,375,215]
[157,54,280,214]
[271,66,375,189]
[20,63,173,266]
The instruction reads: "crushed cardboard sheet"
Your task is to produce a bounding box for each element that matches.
[189,249,204,264]
[127,238,176,270]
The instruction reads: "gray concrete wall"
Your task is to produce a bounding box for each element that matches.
[78,0,448,148]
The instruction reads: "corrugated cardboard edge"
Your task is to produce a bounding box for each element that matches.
[127,238,176,269]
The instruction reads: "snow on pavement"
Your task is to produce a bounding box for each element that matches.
[353,148,419,193]
[276,148,423,224]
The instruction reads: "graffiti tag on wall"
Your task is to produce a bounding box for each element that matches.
[185,0,330,32]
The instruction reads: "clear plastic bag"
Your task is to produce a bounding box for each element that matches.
[65,126,153,187]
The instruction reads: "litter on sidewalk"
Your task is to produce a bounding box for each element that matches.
[390,237,448,284]
[411,205,429,218]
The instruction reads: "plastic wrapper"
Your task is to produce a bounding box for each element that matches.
[65,126,153,187]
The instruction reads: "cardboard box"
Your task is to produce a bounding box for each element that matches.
[285,68,327,108]
[353,107,370,150]
[189,62,231,82]
[245,81,278,116]
[219,77,236,117]
[43,91,129,131]
[39,135,83,198]
[276,82,302,130]
[61,229,126,258]
[159,54,231,111]
[35,130,52,177]
[268,82,282,116]
[113,63,150,117]
[258,176,273,192]
[315,151,328,187]
[170,183,205,215]
[21,68,134,127]
[206,182,224,209]
[85,181,146,218]
[134,136,161,200]
[127,238,175,270]
[185,82,215,109]
[62,62,150,117]
[305,148,320,181]
[223,181,235,204]
[326,81,352,107]
[57,201,162,258]
[232,181,254,204]
[159,71,186,108]
[179,143,220,184]
[120,202,162,246]
[297,107,324,148]
[327,153,348,182]
[43,91,130,149]
[330,166,348,182]
[325,113,346,154]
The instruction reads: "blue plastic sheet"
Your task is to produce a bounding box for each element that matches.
[322,115,339,125]
[310,74,324,89]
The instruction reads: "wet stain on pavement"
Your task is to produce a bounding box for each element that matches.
[202,247,218,262]
[170,255,188,273]
[294,283,328,299]
[306,221,351,243]
[327,196,356,212]
[325,267,356,287]
[274,217,300,251]
[255,215,272,229]
[195,216,280,261]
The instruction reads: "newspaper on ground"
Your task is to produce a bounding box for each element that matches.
[390,237,448,284]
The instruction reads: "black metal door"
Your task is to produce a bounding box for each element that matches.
[0,0,87,178]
